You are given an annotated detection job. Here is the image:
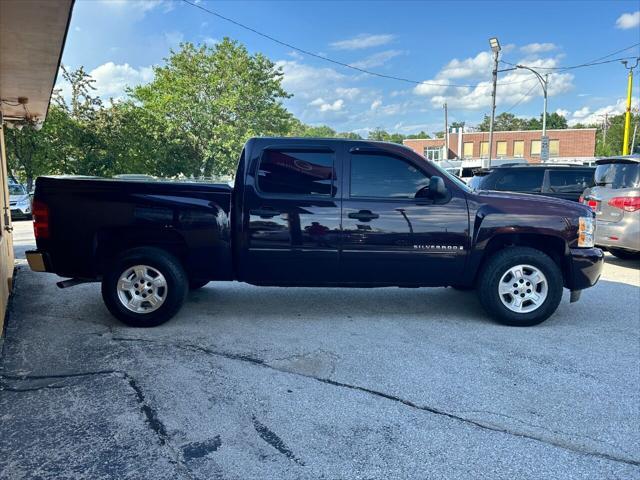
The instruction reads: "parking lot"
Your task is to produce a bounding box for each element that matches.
[1,219,639,479]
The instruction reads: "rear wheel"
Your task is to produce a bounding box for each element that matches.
[102,247,188,327]
[477,247,563,326]
[608,248,640,261]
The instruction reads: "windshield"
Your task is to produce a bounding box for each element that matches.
[9,184,26,195]
[468,175,486,190]
[428,160,471,192]
[595,162,640,189]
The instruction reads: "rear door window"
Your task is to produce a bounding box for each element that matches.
[594,162,640,189]
[494,170,544,193]
[257,149,335,196]
[547,170,594,193]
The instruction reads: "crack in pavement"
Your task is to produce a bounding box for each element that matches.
[109,336,640,467]
[252,416,305,466]
[0,370,198,480]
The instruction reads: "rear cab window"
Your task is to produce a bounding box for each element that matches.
[257,149,335,196]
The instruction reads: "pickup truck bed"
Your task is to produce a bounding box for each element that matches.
[33,176,234,283]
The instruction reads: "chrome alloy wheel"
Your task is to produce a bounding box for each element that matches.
[498,264,548,313]
[116,265,167,314]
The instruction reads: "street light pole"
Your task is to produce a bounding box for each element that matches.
[487,37,501,168]
[499,64,549,161]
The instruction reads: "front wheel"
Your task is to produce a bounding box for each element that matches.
[477,247,563,326]
[102,247,188,327]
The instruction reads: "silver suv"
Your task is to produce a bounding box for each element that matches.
[581,156,640,260]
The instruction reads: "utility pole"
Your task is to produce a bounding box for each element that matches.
[487,37,501,168]
[631,119,639,154]
[443,102,448,160]
[621,58,639,156]
[603,113,608,145]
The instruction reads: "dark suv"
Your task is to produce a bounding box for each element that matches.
[468,164,595,202]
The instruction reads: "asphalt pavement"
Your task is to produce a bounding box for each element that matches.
[1,220,639,479]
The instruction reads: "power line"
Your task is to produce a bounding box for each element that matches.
[181,0,534,88]
[501,53,640,72]
[502,79,540,114]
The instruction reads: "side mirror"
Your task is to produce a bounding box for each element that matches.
[428,176,447,198]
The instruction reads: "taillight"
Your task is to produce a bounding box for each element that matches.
[608,196,640,213]
[587,199,598,211]
[32,199,50,239]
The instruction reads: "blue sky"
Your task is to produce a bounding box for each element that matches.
[60,0,640,136]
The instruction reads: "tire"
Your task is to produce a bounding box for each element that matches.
[477,247,563,327]
[101,247,188,327]
[608,248,640,261]
[189,279,210,290]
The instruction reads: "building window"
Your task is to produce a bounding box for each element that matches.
[531,140,541,156]
[549,139,560,157]
[513,140,524,158]
[496,141,507,158]
[480,141,489,158]
[423,146,442,161]
[463,142,474,159]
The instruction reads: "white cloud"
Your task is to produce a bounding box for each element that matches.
[99,0,174,16]
[568,97,639,125]
[336,87,360,100]
[438,51,492,79]
[202,37,218,46]
[330,33,395,50]
[350,50,404,69]
[572,106,590,119]
[276,60,345,99]
[555,108,570,117]
[616,11,640,29]
[309,98,344,112]
[287,51,304,60]
[520,43,557,54]
[370,99,382,110]
[88,62,154,99]
[413,53,574,111]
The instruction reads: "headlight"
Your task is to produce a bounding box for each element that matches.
[578,216,595,248]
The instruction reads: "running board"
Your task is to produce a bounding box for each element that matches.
[56,278,92,289]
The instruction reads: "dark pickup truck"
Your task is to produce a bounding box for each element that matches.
[27,138,604,327]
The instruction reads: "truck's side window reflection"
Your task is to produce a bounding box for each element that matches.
[350,154,429,198]
[258,149,335,196]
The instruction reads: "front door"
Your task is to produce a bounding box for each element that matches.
[241,144,342,285]
[341,148,469,286]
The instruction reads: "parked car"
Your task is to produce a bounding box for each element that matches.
[26,138,603,328]
[581,156,640,260]
[9,182,32,219]
[468,164,595,202]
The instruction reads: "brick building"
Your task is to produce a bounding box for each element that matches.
[403,128,597,163]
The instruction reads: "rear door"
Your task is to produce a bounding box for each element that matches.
[590,161,640,223]
[543,168,595,202]
[492,169,545,194]
[340,147,469,286]
[240,142,342,284]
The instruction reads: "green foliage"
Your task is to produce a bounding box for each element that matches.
[477,112,569,132]
[595,113,640,156]
[131,38,293,177]
[367,128,406,144]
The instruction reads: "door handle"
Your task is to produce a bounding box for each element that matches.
[250,208,280,219]
[348,210,379,222]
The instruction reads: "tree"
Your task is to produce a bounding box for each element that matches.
[405,131,430,139]
[594,112,640,156]
[478,112,568,132]
[131,39,293,177]
[368,128,406,144]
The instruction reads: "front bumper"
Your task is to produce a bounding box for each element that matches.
[10,206,31,218]
[567,247,604,291]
